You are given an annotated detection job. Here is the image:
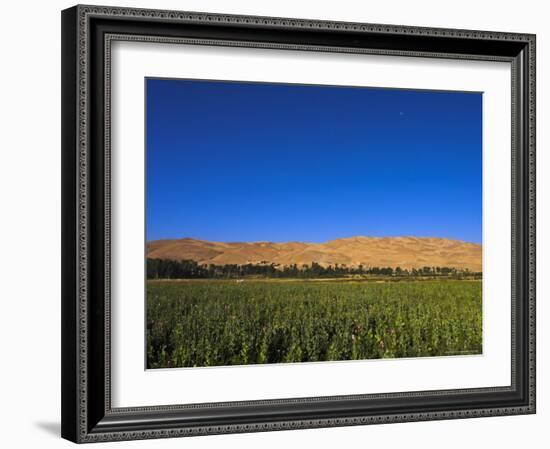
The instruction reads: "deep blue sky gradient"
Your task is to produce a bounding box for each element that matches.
[146,78,482,244]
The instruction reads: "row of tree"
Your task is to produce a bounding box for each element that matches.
[147,258,481,280]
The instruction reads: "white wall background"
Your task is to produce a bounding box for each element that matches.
[0,0,546,447]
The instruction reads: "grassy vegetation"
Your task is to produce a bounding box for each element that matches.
[147,279,482,368]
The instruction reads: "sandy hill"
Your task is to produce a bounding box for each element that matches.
[147,236,482,272]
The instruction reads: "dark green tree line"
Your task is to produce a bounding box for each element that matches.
[147,258,480,280]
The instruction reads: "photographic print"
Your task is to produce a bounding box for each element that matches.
[62,8,536,440]
[145,78,482,369]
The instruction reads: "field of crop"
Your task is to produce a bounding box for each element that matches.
[147,279,482,368]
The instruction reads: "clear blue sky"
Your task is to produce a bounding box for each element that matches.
[146,78,482,244]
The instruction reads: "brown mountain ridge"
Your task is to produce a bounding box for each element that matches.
[147,236,482,272]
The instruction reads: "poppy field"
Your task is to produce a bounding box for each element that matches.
[146,279,482,368]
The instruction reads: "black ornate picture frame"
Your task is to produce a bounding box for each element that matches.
[61,4,536,443]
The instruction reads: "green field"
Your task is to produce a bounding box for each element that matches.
[146,279,482,368]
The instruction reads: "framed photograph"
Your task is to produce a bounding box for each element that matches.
[61,4,536,443]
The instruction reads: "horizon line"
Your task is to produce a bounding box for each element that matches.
[146,235,482,246]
